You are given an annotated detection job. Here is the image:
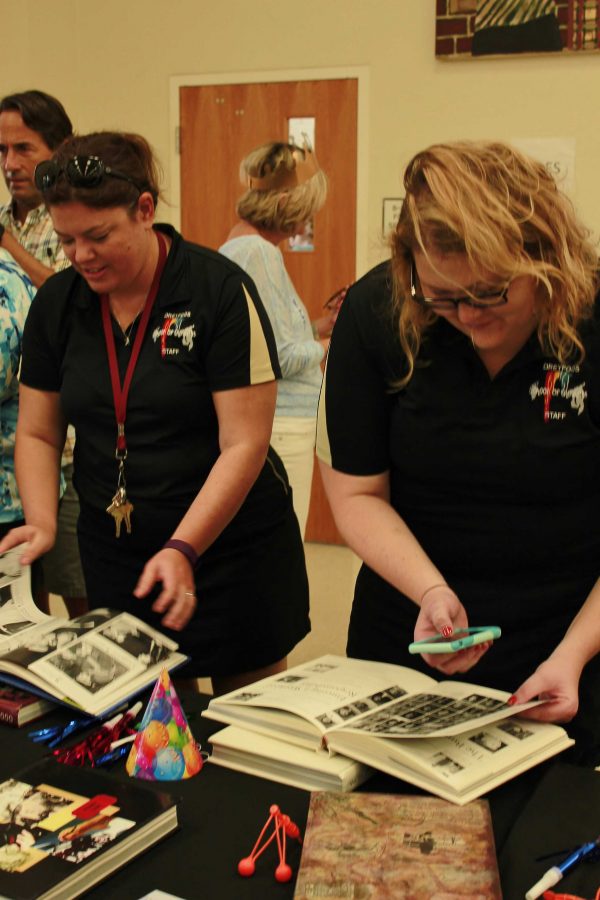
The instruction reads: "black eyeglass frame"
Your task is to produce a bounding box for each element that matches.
[34,156,143,195]
[409,261,510,310]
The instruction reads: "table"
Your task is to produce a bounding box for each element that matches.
[2,692,599,900]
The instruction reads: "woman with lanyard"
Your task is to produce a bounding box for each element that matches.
[317,140,600,761]
[0,131,310,695]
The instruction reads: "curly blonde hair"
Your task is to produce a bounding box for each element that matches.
[236,142,327,234]
[391,141,598,386]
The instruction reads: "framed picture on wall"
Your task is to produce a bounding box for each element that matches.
[436,1,600,60]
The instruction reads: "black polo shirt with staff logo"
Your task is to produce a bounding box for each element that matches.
[20,224,286,533]
[317,261,600,690]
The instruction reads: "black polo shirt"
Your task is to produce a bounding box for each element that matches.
[20,225,283,527]
[317,261,600,688]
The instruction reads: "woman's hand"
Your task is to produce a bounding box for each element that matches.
[509,652,581,723]
[0,525,55,565]
[312,308,339,340]
[414,584,492,675]
[134,548,197,631]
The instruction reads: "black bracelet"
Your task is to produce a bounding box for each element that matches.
[163,539,198,568]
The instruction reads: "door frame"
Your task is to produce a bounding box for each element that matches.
[168,66,370,277]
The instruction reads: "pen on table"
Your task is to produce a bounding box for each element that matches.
[524,836,600,900]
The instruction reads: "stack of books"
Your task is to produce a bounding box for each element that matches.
[203,654,574,804]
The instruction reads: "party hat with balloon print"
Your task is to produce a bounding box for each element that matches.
[126,669,203,780]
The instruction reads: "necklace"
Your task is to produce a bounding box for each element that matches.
[113,305,145,346]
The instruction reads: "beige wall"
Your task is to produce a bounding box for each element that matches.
[3,0,600,274]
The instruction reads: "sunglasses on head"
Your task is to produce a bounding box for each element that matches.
[34,156,142,194]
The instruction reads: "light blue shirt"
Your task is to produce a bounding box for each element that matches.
[0,250,35,523]
[219,235,324,418]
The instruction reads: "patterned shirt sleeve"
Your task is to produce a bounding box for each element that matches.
[0,256,36,521]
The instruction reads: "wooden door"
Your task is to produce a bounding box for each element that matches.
[179,79,357,544]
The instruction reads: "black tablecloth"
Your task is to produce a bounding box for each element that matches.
[2,692,599,900]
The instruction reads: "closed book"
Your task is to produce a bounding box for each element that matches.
[0,688,54,728]
[208,725,372,792]
[294,791,502,899]
[0,758,178,900]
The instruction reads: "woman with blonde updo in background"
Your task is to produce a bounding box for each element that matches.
[220,142,337,538]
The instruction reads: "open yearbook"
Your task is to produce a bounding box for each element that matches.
[0,548,188,718]
[203,655,574,804]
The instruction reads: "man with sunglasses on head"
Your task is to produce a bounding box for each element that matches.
[0,89,87,619]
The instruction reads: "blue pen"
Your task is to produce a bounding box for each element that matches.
[525,836,600,900]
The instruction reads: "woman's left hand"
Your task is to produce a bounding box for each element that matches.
[414,585,493,676]
[133,549,197,631]
[509,653,581,723]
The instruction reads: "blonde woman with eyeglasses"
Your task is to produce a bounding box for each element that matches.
[317,140,600,763]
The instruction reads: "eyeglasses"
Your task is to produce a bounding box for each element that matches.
[34,156,142,194]
[410,261,510,310]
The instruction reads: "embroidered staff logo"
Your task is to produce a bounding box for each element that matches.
[529,363,587,422]
[152,311,196,358]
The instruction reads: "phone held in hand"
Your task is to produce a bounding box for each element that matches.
[408,626,501,655]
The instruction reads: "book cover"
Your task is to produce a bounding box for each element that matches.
[208,725,373,792]
[0,549,188,717]
[0,758,178,900]
[294,791,502,899]
[0,687,54,728]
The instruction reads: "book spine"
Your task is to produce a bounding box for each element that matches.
[0,706,20,727]
[342,764,371,792]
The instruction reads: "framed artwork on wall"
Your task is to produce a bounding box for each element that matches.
[436,1,600,60]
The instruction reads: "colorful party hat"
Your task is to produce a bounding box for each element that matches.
[126,669,203,781]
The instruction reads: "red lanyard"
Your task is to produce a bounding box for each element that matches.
[100,231,167,459]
